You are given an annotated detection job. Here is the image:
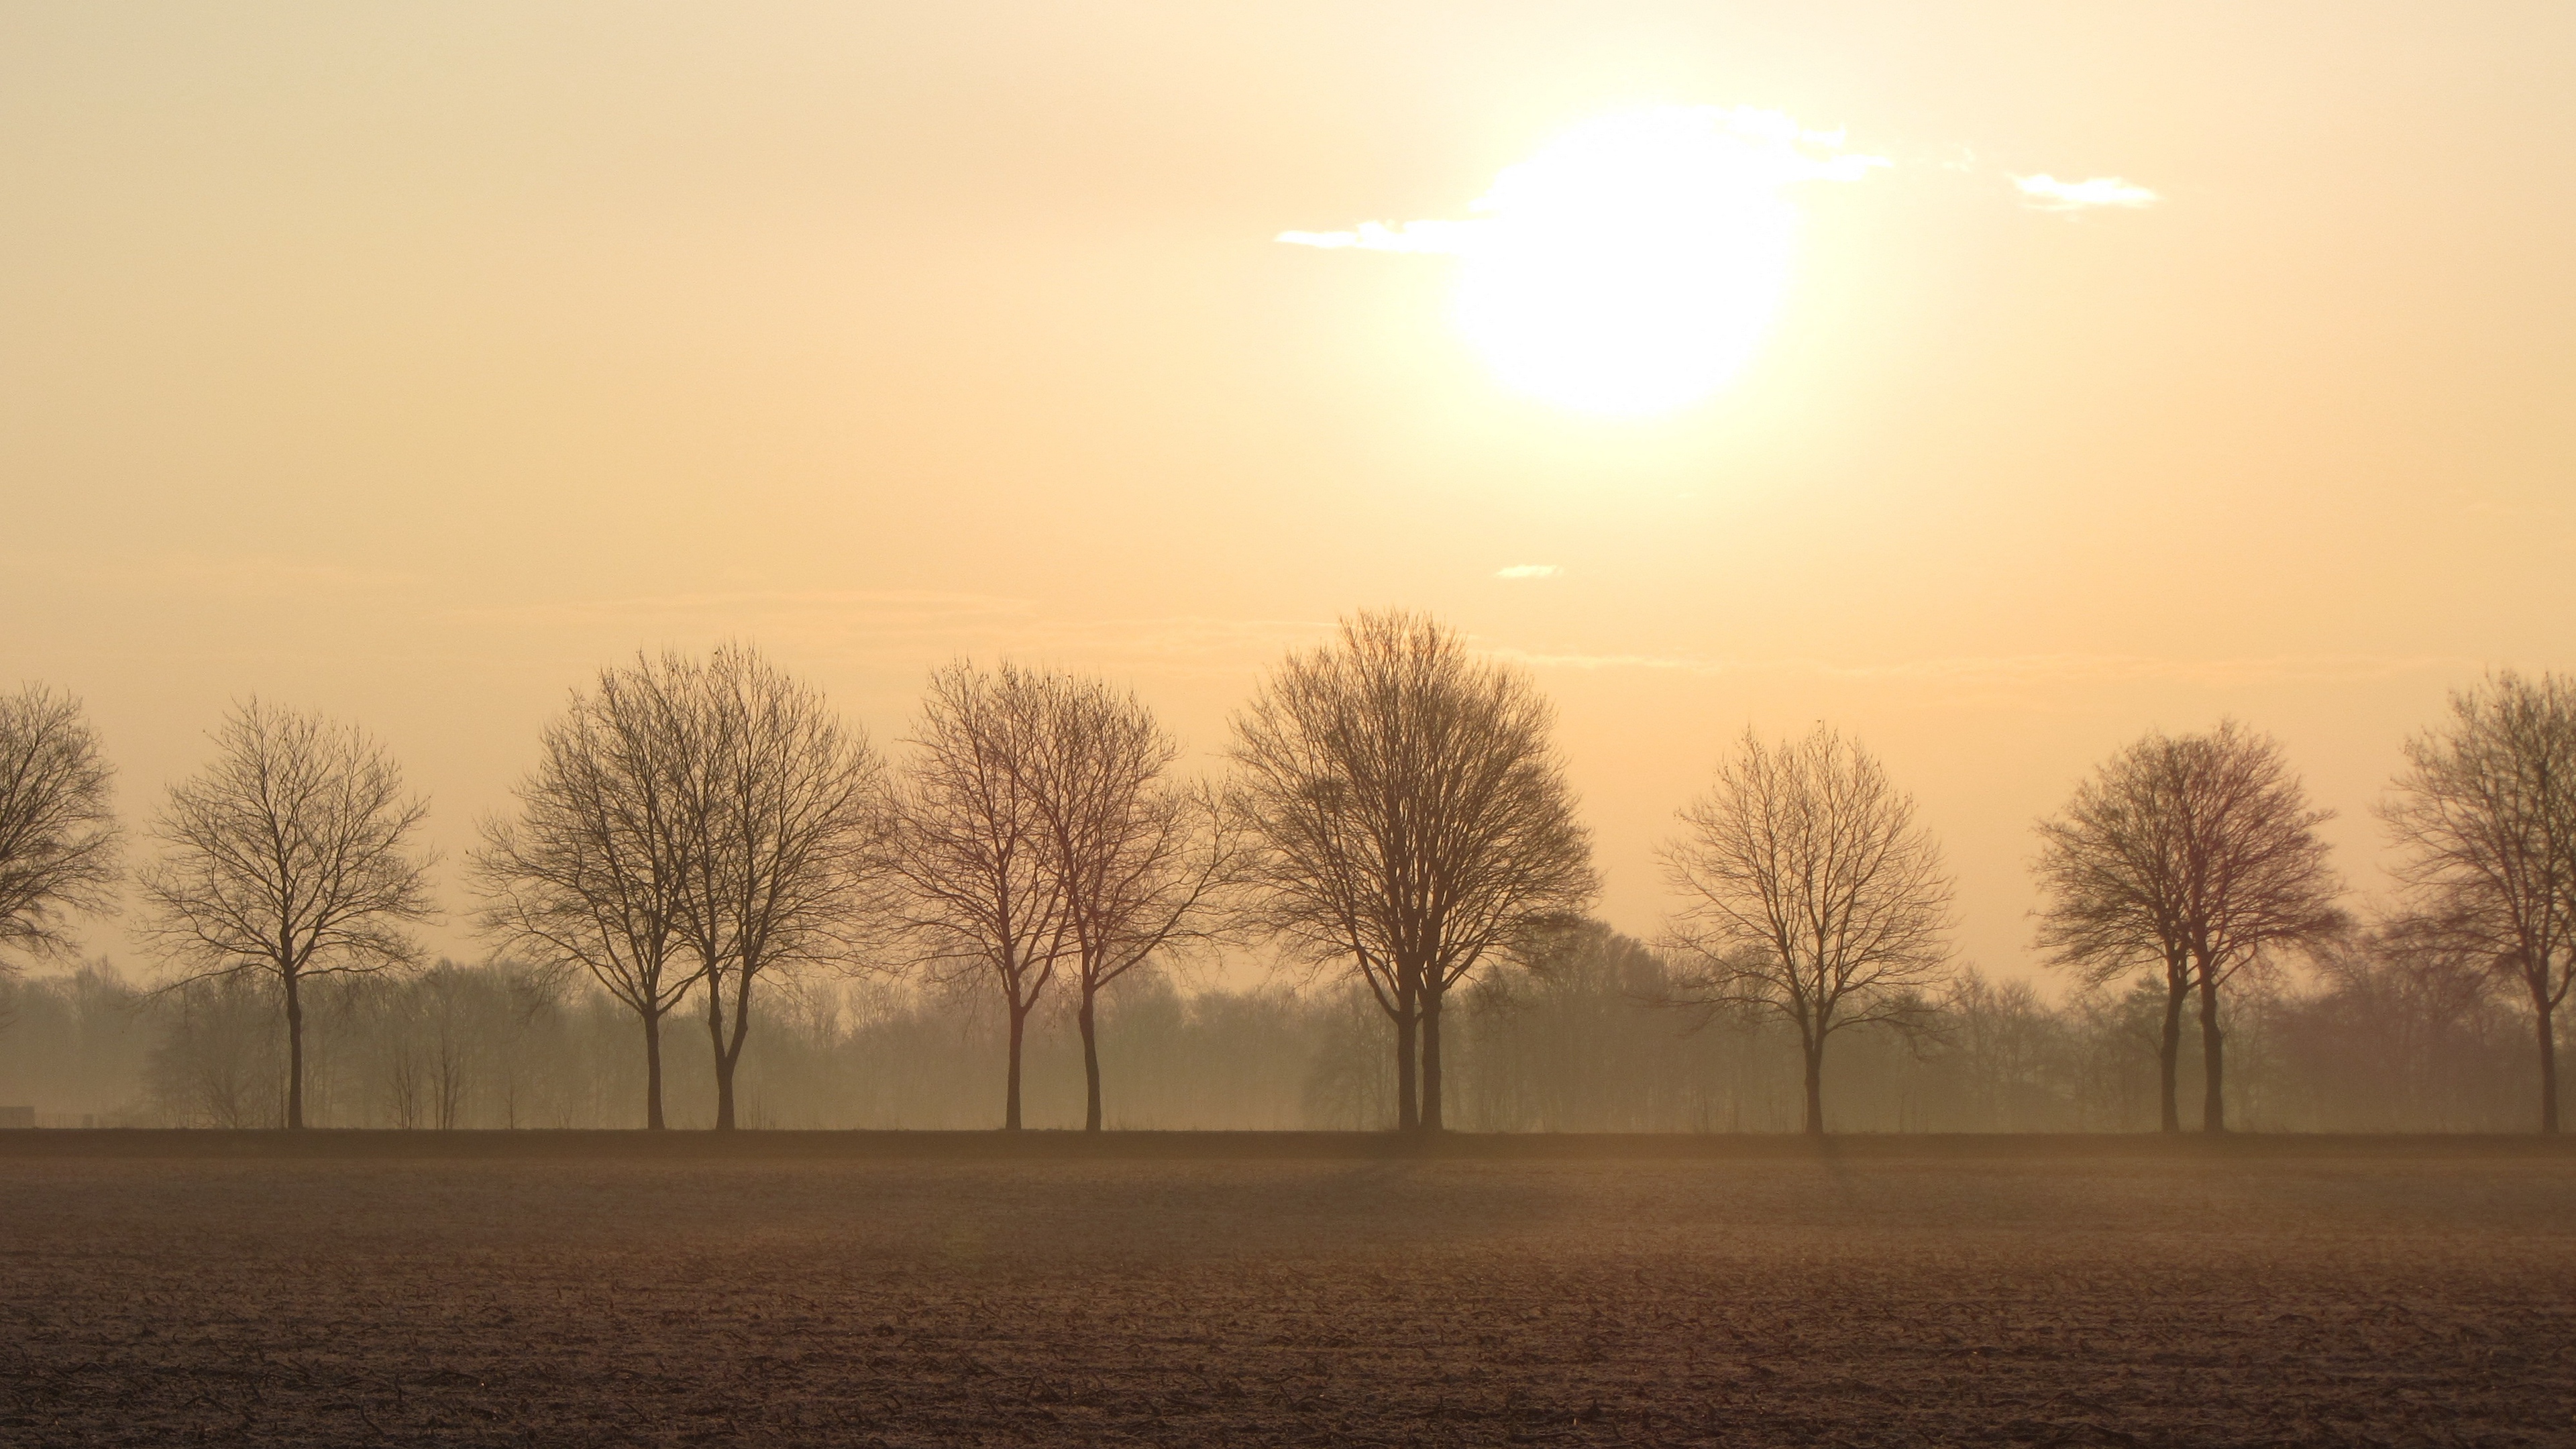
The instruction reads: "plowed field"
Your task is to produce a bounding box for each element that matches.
[4,1136,2572,1446]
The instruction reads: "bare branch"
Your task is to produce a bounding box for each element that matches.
[468,667,708,1128]
[134,699,437,1126]
[0,684,123,970]
[655,645,893,1130]
[1226,610,1596,1130]
[2383,670,2576,1132]
[885,660,1073,1130]
[2032,719,2346,1133]
[1658,725,1953,1134]
[1015,669,1242,1130]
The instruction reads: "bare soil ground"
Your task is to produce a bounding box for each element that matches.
[3,1134,2573,1446]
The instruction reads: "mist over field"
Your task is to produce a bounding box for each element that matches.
[3,936,2553,1135]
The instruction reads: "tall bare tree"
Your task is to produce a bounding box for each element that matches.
[889,661,1072,1130]
[2384,671,2576,1132]
[1660,726,1952,1136]
[138,700,437,1128]
[1229,610,1595,1131]
[471,667,700,1128]
[2033,733,2201,1132]
[1020,672,1236,1132]
[0,684,122,970]
[2166,721,2347,1132]
[2035,721,2345,1133]
[661,646,891,1131]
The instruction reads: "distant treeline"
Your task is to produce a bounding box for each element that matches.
[0,923,2549,1133]
[2,609,2572,1134]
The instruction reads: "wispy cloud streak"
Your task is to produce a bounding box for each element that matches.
[2012,174,2159,211]
[1277,106,1890,259]
[1275,220,1483,254]
[448,590,1334,678]
[1492,649,2455,688]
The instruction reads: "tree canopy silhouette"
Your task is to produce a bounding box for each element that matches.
[2384,672,2576,1133]
[2037,720,2345,1133]
[660,645,891,1131]
[1660,725,1953,1136]
[1018,669,1235,1132]
[1228,610,1595,1131]
[0,684,121,971]
[472,662,703,1128]
[889,661,1073,1130]
[138,700,437,1128]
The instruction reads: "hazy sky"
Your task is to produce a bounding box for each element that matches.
[5,2,2572,982]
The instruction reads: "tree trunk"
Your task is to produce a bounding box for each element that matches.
[2158,965,2187,1134]
[1393,967,1419,1132]
[1801,1032,1825,1136]
[1004,1001,1026,1130]
[2539,993,2560,1135]
[643,1007,666,1131]
[716,967,755,1132]
[706,975,735,1132]
[1079,987,1103,1133]
[284,969,306,1130]
[1420,982,1444,1133]
[2198,969,2226,1134]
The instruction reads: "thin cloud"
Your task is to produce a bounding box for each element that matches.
[1022,614,1334,674]
[1279,109,2168,262]
[11,549,425,599]
[1280,111,2157,264]
[1277,105,1888,261]
[2012,174,2159,211]
[1491,649,2455,688]
[1495,564,1562,580]
[1275,220,1483,255]
[448,590,1336,679]
[455,588,1032,633]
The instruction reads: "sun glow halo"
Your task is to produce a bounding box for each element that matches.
[1454,109,1854,417]
[1277,107,1883,417]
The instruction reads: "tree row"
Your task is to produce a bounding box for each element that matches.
[2,611,2569,1132]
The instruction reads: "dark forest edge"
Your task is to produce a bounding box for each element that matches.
[5,1127,2573,1161]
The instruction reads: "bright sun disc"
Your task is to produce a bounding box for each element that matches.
[1454,109,1819,417]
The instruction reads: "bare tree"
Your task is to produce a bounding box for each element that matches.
[1229,610,1595,1131]
[1019,672,1236,1132]
[0,684,122,970]
[2166,721,2347,1132]
[2033,733,2201,1133]
[2383,671,2576,1132]
[471,666,700,1128]
[888,662,1071,1130]
[1659,726,1952,1136]
[660,646,891,1131]
[137,700,437,1128]
[2035,721,2345,1134]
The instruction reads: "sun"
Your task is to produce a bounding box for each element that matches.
[1452,109,1836,417]
[1277,106,1882,417]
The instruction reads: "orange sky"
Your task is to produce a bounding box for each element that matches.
[5,3,2572,983]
